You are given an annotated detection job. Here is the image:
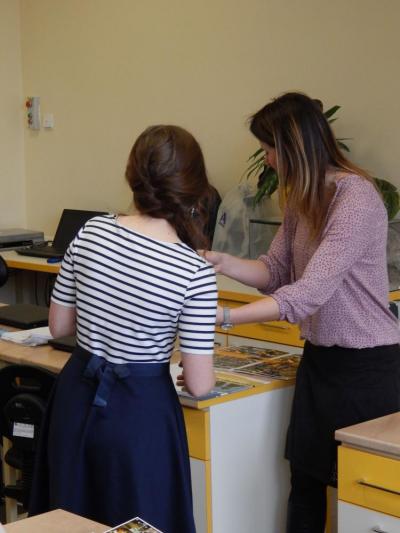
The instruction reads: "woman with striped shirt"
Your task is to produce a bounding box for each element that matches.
[29,125,217,532]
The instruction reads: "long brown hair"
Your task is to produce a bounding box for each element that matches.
[125,125,213,249]
[250,92,376,240]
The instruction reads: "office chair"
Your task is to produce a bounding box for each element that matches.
[0,256,8,287]
[0,365,55,509]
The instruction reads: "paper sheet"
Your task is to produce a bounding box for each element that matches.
[1,326,53,346]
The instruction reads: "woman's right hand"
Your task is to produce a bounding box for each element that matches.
[199,249,271,289]
[198,250,225,273]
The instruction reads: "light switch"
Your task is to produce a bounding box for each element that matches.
[43,114,54,129]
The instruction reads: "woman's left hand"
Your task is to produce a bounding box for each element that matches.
[176,360,185,389]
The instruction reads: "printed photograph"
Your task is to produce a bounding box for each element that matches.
[222,345,290,358]
[104,516,162,532]
[213,354,259,369]
[178,378,253,400]
[233,355,301,380]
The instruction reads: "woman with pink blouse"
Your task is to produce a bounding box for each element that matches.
[204,92,400,533]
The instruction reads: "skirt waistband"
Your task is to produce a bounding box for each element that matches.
[72,345,170,408]
[73,345,170,377]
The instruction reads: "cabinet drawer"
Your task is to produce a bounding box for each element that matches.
[218,299,303,347]
[183,407,210,461]
[338,501,400,533]
[338,446,400,518]
[228,321,303,347]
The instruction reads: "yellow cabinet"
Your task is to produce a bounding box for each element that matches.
[338,446,400,518]
[336,413,400,531]
[183,407,210,461]
[218,294,304,347]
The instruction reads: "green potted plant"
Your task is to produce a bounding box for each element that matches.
[245,105,400,219]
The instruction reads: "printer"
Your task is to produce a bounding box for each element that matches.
[0,228,45,251]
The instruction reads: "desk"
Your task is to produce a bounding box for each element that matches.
[3,509,108,532]
[335,413,400,531]
[0,336,69,523]
[0,337,68,373]
[0,336,300,532]
[1,251,59,275]
[0,252,59,305]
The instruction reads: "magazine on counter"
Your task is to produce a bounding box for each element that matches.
[170,362,254,400]
[178,377,254,400]
[220,345,291,358]
[213,353,260,370]
[232,354,301,381]
[104,516,162,532]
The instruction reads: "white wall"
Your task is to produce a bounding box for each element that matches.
[2,0,399,235]
[0,0,26,228]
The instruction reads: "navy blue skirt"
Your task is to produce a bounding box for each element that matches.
[29,346,196,533]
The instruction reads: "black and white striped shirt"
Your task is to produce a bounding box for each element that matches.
[51,215,217,364]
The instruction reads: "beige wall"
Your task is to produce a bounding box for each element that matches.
[0,0,26,227]
[12,0,400,233]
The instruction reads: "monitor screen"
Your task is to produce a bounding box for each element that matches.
[53,209,108,251]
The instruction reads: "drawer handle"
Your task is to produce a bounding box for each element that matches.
[371,528,389,533]
[259,322,291,330]
[357,479,400,496]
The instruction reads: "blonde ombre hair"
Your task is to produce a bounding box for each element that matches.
[249,92,376,240]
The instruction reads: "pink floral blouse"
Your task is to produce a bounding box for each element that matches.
[259,175,400,348]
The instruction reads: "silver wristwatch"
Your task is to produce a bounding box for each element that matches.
[220,306,233,331]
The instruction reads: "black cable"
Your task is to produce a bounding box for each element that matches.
[44,274,56,307]
[34,272,39,305]
[44,275,49,307]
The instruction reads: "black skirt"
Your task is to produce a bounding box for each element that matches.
[285,341,400,486]
[29,346,196,533]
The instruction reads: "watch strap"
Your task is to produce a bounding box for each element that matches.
[221,306,233,330]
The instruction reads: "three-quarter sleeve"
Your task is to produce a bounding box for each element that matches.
[178,262,217,355]
[272,178,386,324]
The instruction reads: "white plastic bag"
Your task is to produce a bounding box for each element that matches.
[212,182,277,258]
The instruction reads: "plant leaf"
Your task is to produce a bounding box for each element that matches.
[324,105,341,119]
[244,157,264,179]
[337,140,350,152]
[374,178,400,220]
[247,148,264,161]
[252,166,279,206]
[246,157,264,172]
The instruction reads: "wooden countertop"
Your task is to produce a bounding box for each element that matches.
[1,250,60,274]
[3,509,108,532]
[0,337,70,373]
[0,333,298,408]
[335,412,400,458]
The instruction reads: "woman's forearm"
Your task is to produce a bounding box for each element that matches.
[208,252,271,289]
[218,296,280,325]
